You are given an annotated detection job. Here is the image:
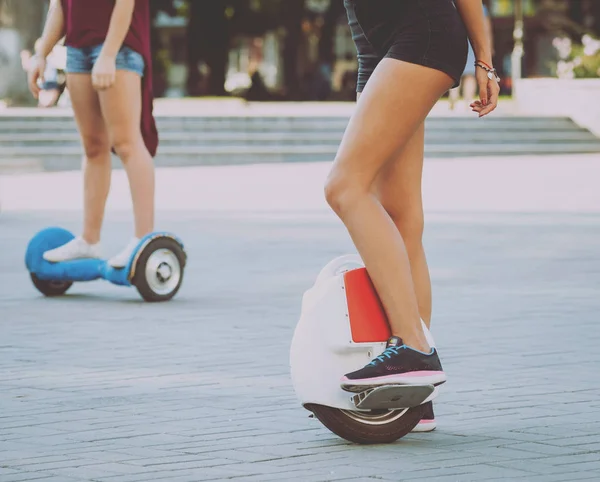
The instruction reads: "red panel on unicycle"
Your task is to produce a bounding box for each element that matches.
[343,268,391,343]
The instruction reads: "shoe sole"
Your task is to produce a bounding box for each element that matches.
[341,372,447,394]
[353,384,435,410]
[411,420,437,433]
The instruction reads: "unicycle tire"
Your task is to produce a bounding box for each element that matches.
[306,403,426,445]
[30,273,73,297]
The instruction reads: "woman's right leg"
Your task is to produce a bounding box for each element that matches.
[462,74,477,105]
[68,74,112,245]
[448,85,460,110]
[42,74,112,262]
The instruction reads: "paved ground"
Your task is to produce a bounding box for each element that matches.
[2,159,600,481]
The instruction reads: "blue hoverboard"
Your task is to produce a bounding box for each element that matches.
[25,227,187,302]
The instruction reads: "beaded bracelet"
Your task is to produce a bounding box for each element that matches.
[475,61,500,82]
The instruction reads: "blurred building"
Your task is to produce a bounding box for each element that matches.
[1,0,599,104]
[150,0,599,99]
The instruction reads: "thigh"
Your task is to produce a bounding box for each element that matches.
[332,58,453,189]
[374,122,425,218]
[66,74,109,148]
[98,71,142,142]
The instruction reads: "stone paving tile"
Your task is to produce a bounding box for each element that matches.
[484,473,600,482]
[2,211,600,481]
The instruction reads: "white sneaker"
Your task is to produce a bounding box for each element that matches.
[108,237,141,269]
[43,237,102,263]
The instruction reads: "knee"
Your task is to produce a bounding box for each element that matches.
[324,170,366,218]
[112,137,138,161]
[81,135,110,161]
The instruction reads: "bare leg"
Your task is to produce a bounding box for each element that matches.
[462,74,477,106]
[67,74,111,245]
[325,59,453,352]
[98,71,154,238]
[374,123,432,328]
[448,86,460,110]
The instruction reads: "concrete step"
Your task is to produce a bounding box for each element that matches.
[0,116,583,132]
[1,114,598,172]
[6,142,600,173]
[1,129,598,145]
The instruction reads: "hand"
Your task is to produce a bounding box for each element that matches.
[470,66,500,118]
[92,53,116,90]
[27,55,46,99]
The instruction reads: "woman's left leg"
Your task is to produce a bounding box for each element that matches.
[98,70,155,267]
[373,123,432,328]
[374,123,438,433]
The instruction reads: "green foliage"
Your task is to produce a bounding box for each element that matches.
[572,45,600,78]
[553,34,600,79]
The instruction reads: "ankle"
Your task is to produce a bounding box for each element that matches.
[81,234,100,245]
[395,332,431,353]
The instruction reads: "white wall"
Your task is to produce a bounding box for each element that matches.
[515,78,600,137]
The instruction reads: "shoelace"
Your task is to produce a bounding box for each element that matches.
[369,345,407,366]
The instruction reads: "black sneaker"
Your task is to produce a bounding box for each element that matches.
[341,336,446,393]
[412,402,436,432]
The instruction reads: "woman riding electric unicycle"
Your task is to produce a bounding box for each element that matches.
[292,0,499,443]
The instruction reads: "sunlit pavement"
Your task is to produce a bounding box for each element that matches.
[2,154,600,213]
[1,156,600,481]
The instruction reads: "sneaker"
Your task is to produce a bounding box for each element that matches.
[412,402,436,432]
[108,237,141,269]
[43,237,102,263]
[341,336,446,392]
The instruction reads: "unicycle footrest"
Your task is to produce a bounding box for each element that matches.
[353,384,434,410]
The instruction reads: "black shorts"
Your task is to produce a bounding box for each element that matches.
[344,0,469,92]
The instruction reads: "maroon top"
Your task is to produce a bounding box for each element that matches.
[60,0,158,157]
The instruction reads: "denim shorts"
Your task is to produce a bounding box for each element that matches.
[344,0,468,91]
[66,44,145,77]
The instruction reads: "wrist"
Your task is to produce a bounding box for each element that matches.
[474,52,493,67]
[475,59,493,70]
[34,46,50,60]
[99,47,118,60]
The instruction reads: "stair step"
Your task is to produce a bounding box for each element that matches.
[0,116,582,130]
[5,141,600,161]
[0,114,597,171]
[1,130,597,145]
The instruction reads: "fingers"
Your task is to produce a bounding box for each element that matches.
[470,81,500,117]
[469,100,483,113]
[479,88,499,117]
[92,74,104,90]
[478,78,489,107]
[92,72,116,91]
[28,69,40,99]
[92,75,103,90]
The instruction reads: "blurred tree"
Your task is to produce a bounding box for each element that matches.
[318,0,345,66]
[186,0,229,96]
[153,0,349,99]
[536,0,594,37]
[0,0,47,105]
[281,0,305,99]
[184,0,290,97]
[150,0,178,97]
